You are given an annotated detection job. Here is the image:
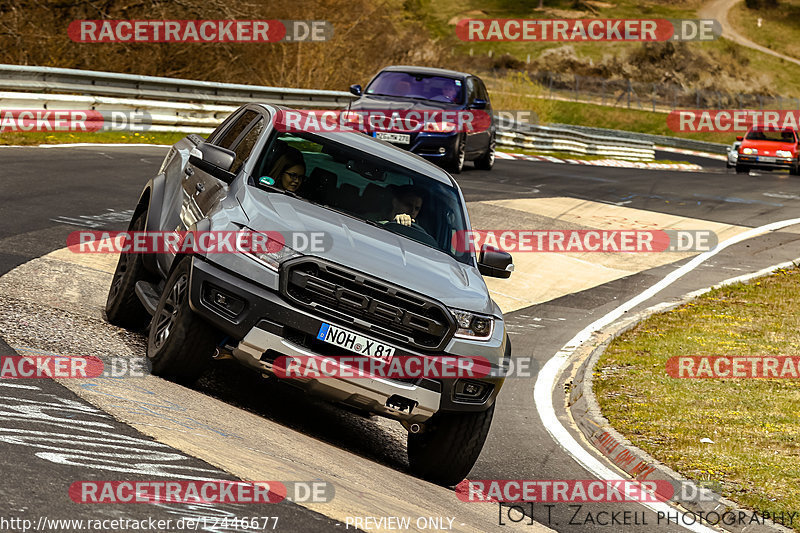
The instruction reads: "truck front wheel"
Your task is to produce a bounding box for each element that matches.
[407,403,495,486]
[147,258,221,383]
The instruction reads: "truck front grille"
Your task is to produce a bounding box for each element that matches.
[280,258,454,351]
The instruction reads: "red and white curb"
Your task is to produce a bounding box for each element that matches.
[654,146,727,161]
[497,151,703,171]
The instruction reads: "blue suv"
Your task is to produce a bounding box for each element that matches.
[349,66,495,174]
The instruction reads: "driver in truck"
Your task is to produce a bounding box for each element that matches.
[388,185,424,227]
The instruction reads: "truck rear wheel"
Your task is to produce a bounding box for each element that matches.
[147,257,221,383]
[407,403,495,486]
[105,211,151,328]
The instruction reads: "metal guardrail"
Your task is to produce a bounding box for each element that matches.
[551,123,729,155]
[0,64,656,159]
[496,120,655,160]
[0,64,354,108]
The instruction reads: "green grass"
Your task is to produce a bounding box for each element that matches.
[486,71,737,145]
[410,0,800,99]
[595,266,800,528]
[411,0,699,64]
[694,36,800,102]
[729,1,800,60]
[546,100,736,144]
[504,147,692,164]
[0,130,186,146]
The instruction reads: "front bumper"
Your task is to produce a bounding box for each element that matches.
[737,154,795,171]
[232,324,441,423]
[187,256,506,422]
[409,132,459,160]
[374,130,459,160]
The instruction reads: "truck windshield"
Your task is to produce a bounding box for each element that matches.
[250,130,472,264]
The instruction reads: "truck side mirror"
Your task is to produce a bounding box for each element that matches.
[350,84,362,97]
[478,244,513,278]
[189,143,237,182]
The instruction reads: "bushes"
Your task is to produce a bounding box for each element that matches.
[0,0,449,89]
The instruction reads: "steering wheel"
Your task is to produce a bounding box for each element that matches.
[386,220,426,232]
[385,221,438,248]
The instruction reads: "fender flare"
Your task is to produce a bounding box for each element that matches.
[138,174,165,276]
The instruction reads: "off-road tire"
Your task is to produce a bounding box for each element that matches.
[407,403,495,486]
[147,257,220,383]
[105,211,151,328]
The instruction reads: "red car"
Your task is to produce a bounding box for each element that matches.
[736,126,800,175]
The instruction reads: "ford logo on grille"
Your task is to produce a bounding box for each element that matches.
[286,267,450,339]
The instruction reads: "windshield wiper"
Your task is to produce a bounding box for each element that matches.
[254,181,301,198]
[368,93,431,102]
[361,218,385,229]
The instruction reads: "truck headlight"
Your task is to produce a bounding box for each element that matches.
[741,147,757,155]
[776,150,793,158]
[243,242,301,272]
[451,309,494,340]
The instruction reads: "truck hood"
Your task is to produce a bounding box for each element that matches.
[236,186,495,315]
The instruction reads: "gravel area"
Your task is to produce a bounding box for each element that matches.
[0,251,410,470]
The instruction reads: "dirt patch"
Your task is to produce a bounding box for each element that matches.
[527,41,773,96]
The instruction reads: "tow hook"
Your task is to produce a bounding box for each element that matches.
[386,394,417,414]
[213,346,235,360]
[402,421,424,434]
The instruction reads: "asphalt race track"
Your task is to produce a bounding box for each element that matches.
[1,144,799,533]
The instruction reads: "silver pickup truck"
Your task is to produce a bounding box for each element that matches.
[105,103,514,485]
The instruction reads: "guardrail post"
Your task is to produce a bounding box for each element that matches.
[601,80,606,106]
[651,83,656,112]
[627,80,631,109]
[574,75,579,102]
